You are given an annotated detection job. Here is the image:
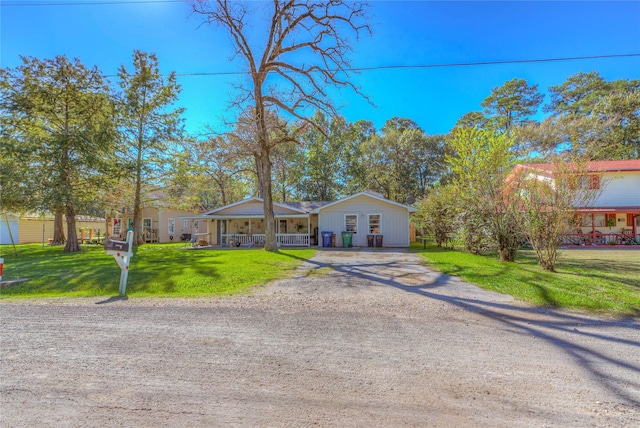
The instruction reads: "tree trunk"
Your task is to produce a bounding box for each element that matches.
[133,130,145,246]
[132,203,144,246]
[52,208,66,244]
[257,153,277,252]
[63,204,81,252]
[498,246,515,262]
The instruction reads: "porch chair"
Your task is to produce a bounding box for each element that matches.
[620,228,637,245]
[574,228,589,245]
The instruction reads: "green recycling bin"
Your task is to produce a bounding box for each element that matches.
[341,231,353,248]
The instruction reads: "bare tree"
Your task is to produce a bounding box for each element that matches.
[192,0,370,250]
[192,135,252,206]
[510,158,602,272]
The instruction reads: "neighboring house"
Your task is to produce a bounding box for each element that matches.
[181,191,417,248]
[0,213,105,245]
[513,159,640,245]
[107,207,207,243]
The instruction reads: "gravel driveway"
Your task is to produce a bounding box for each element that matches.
[1,249,639,427]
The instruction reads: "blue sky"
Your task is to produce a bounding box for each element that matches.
[2,1,639,136]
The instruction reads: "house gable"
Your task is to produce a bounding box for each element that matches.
[312,192,417,213]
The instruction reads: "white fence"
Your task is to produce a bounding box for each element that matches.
[222,233,309,247]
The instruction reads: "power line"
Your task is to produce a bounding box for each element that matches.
[6,54,638,79]
[1,0,186,5]
[347,54,640,72]
[159,54,640,78]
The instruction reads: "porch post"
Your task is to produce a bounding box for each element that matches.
[591,213,596,241]
[307,216,310,247]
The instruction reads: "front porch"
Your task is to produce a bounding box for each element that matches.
[562,211,640,247]
[562,230,639,247]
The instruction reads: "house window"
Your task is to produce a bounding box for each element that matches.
[581,214,605,227]
[574,175,601,190]
[143,218,152,231]
[184,219,188,228]
[345,214,357,233]
[368,214,381,234]
[168,218,175,235]
[194,220,200,232]
[113,218,121,237]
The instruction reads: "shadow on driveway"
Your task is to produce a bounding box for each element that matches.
[287,249,640,407]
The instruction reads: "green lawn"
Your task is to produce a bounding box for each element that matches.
[410,243,640,315]
[0,243,314,298]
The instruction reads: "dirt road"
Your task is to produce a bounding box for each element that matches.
[1,249,639,427]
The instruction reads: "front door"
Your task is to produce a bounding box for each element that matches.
[217,220,227,246]
[279,220,287,233]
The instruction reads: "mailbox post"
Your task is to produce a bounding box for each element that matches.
[104,230,134,296]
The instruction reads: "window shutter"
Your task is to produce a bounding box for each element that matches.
[590,175,600,190]
[628,213,634,227]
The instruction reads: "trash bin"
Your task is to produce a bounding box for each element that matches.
[375,235,383,247]
[341,231,353,248]
[367,235,374,247]
[321,231,333,248]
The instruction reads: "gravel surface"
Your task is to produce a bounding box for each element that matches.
[1,249,639,427]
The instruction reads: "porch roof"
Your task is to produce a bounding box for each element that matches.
[203,197,309,216]
[178,213,310,220]
[576,207,640,213]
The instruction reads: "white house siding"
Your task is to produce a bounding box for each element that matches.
[317,195,410,247]
[594,171,640,207]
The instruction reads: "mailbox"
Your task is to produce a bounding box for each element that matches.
[104,239,129,252]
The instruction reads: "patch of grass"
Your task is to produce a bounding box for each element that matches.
[0,243,315,298]
[410,243,640,316]
[305,266,334,277]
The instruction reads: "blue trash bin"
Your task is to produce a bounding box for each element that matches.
[321,231,333,248]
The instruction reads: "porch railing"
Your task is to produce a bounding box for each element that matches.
[562,232,639,246]
[222,233,309,247]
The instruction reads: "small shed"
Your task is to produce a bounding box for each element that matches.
[313,192,417,247]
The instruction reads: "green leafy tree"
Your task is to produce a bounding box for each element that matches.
[545,71,609,116]
[117,50,184,245]
[192,0,370,251]
[415,185,458,247]
[189,136,252,208]
[358,118,444,203]
[341,120,376,196]
[454,111,489,129]
[446,127,521,262]
[272,139,303,202]
[542,72,640,158]
[481,78,544,132]
[295,112,352,201]
[1,56,117,252]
